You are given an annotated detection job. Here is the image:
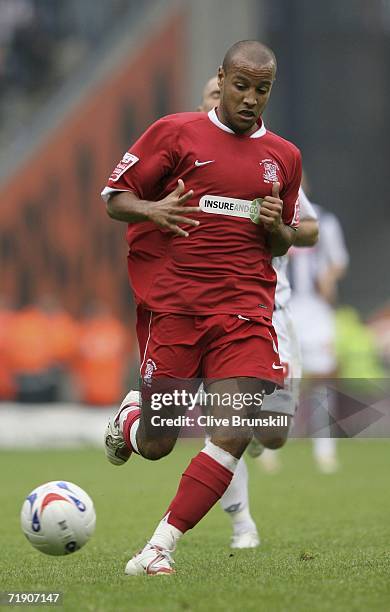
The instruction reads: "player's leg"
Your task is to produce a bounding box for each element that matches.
[249,306,299,463]
[199,379,259,549]
[290,296,339,471]
[215,316,283,545]
[254,308,296,448]
[200,385,259,548]
[124,317,279,575]
[219,456,260,548]
[298,302,339,472]
[311,383,338,473]
[104,311,201,464]
[253,410,292,448]
[105,381,196,463]
[125,377,258,575]
[202,321,288,544]
[313,436,338,473]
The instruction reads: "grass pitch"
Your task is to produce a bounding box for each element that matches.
[0,440,389,612]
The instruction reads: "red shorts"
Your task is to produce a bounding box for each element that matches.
[136,307,283,390]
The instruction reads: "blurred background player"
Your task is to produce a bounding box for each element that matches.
[289,175,349,473]
[197,76,319,547]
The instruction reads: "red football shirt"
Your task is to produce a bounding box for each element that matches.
[102,109,301,319]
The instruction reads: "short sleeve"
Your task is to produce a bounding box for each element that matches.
[101,117,177,203]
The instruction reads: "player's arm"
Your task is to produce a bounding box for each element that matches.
[316,214,348,303]
[292,186,319,246]
[106,179,200,238]
[316,264,346,304]
[293,218,319,247]
[103,118,200,237]
[260,182,296,256]
[268,223,296,256]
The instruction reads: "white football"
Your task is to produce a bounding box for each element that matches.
[21,481,96,556]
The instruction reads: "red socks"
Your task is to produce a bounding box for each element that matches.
[165,450,235,533]
[122,409,141,453]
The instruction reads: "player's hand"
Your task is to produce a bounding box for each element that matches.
[148,179,200,237]
[259,182,283,233]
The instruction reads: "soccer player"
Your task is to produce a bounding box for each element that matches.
[197,77,319,547]
[101,40,302,575]
[289,182,349,473]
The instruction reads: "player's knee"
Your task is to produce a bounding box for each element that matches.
[254,412,291,450]
[210,432,252,459]
[140,438,176,460]
[262,435,288,450]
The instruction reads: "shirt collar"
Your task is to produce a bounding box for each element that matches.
[208,107,266,139]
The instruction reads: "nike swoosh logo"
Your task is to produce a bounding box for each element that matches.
[194,160,215,167]
[146,554,167,575]
[272,363,284,370]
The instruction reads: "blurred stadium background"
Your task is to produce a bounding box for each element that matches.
[0,0,388,439]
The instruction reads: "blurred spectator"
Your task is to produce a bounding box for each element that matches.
[0,0,33,46]
[36,294,79,401]
[0,0,151,133]
[2,303,60,402]
[0,0,33,94]
[5,12,55,94]
[336,306,387,379]
[38,295,79,368]
[72,302,131,406]
[0,296,136,405]
[0,295,17,400]
[367,304,390,371]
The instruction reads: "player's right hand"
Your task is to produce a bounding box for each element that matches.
[148,179,200,237]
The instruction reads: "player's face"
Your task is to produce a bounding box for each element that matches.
[198,77,220,113]
[217,60,275,135]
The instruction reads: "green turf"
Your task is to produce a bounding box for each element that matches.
[0,440,389,612]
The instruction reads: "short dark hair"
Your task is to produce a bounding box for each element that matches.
[222,40,277,74]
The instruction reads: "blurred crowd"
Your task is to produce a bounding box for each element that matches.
[336,306,390,380]
[0,0,150,141]
[0,295,388,407]
[0,296,138,406]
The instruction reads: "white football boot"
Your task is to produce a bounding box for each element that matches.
[125,543,175,576]
[104,390,140,465]
[231,530,260,549]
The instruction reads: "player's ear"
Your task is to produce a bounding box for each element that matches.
[217,66,224,89]
[196,105,203,112]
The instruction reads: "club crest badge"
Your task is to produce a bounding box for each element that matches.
[259,159,279,183]
[143,358,157,387]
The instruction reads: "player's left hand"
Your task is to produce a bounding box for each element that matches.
[259,182,283,233]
